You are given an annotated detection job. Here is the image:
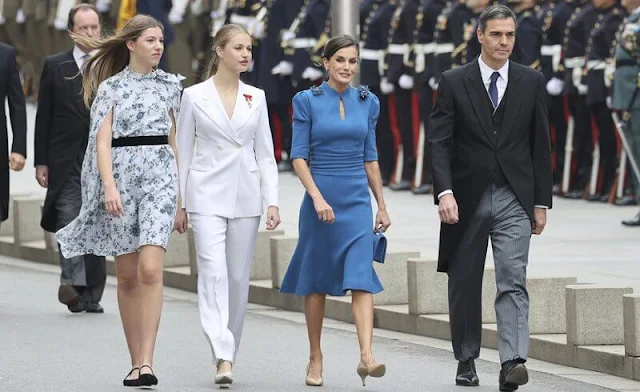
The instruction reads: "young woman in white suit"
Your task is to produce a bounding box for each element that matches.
[175,24,280,387]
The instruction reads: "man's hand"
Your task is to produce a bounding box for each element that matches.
[9,153,25,172]
[36,165,49,188]
[438,194,459,224]
[532,208,547,235]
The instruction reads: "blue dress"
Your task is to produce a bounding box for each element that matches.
[279,81,384,297]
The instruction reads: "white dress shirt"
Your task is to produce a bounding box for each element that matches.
[72,45,98,72]
[438,58,548,209]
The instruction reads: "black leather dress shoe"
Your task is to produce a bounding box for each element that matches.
[412,184,433,195]
[85,302,104,313]
[615,196,637,206]
[455,359,479,386]
[389,180,411,191]
[563,190,584,199]
[58,285,84,313]
[586,193,608,202]
[622,212,640,227]
[499,360,528,391]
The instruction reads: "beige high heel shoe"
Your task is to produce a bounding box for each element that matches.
[215,360,233,388]
[356,361,386,386]
[305,363,323,386]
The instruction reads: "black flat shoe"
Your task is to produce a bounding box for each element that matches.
[139,365,158,387]
[123,367,140,387]
[455,359,479,386]
[499,360,528,391]
[389,180,411,191]
[412,184,433,195]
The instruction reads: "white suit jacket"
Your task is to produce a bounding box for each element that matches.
[177,78,278,218]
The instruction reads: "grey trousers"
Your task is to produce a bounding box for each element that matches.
[448,183,531,364]
[625,111,640,201]
[55,161,106,303]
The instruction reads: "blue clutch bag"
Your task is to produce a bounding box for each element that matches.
[373,231,387,263]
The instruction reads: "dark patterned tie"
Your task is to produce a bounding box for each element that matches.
[489,71,500,109]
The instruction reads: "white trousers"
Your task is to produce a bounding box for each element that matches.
[190,213,260,364]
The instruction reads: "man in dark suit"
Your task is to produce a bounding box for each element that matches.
[0,43,27,227]
[35,3,106,314]
[428,4,552,390]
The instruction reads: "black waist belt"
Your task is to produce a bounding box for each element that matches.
[112,136,168,147]
[616,59,639,68]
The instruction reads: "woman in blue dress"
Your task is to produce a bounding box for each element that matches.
[280,35,391,387]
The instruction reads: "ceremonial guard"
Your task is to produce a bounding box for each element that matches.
[510,0,542,66]
[360,0,396,184]
[168,0,195,85]
[192,0,217,82]
[226,0,261,84]
[412,0,447,193]
[259,0,304,171]
[561,0,600,198]
[279,0,331,91]
[459,0,489,65]
[540,0,572,191]
[584,0,626,201]
[431,0,459,91]
[386,0,419,191]
[613,0,640,223]
[1,0,26,73]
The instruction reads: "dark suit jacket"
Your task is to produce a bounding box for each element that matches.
[34,50,89,232]
[0,43,27,222]
[428,58,553,272]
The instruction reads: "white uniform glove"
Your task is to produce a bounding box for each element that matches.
[248,20,266,39]
[606,96,612,109]
[398,74,414,90]
[168,12,184,24]
[16,9,25,24]
[281,30,296,43]
[54,18,67,30]
[604,63,615,89]
[272,60,293,75]
[96,0,111,13]
[577,84,588,95]
[380,77,395,94]
[210,9,225,20]
[428,76,439,91]
[546,77,565,96]
[302,67,324,81]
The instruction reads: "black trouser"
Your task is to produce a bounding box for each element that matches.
[393,86,416,182]
[55,160,106,303]
[567,93,593,191]
[268,102,293,161]
[589,102,618,196]
[547,94,568,185]
[370,86,395,182]
[417,83,434,186]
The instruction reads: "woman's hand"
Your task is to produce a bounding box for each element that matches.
[104,184,124,217]
[265,206,281,230]
[375,208,391,233]
[313,196,335,224]
[174,208,188,234]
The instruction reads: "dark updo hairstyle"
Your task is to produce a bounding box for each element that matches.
[321,34,360,61]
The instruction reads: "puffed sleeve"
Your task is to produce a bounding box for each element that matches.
[363,92,380,162]
[290,90,312,160]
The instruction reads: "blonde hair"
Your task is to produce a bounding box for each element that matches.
[77,14,164,108]
[206,24,250,79]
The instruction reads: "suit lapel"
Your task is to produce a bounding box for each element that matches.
[231,82,260,139]
[497,64,524,147]
[59,51,89,118]
[194,79,240,144]
[463,59,496,146]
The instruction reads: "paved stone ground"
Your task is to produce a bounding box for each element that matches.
[0,257,630,392]
[8,103,640,291]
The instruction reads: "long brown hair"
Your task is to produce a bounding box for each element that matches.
[77,14,164,108]
[205,24,250,79]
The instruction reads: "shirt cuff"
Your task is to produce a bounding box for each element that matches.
[438,189,453,199]
[534,205,549,209]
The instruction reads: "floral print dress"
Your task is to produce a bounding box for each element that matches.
[56,66,183,257]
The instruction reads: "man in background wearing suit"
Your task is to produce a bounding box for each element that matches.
[428,4,552,390]
[0,43,27,229]
[34,3,106,314]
